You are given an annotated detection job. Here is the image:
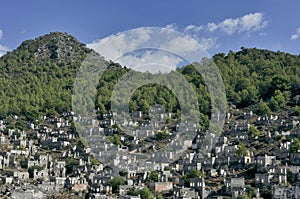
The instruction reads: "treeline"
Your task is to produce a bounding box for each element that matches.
[214,47,300,112]
[0,32,299,125]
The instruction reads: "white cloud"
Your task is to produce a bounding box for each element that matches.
[206,12,267,35]
[206,23,218,32]
[219,18,239,35]
[183,25,204,34]
[87,28,207,73]
[182,25,219,51]
[176,12,267,52]
[290,27,300,40]
[88,13,268,67]
[0,45,9,52]
[291,34,298,40]
[160,36,200,55]
[199,37,218,51]
[0,29,9,57]
[239,13,268,32]
[87,28,152,61]
[118,50,182,73]
[165,23,177,30]
[183,13,267,36]
[88,13,267,71]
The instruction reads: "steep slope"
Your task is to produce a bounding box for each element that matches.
[213,48,300,108]
[16,32,91,63]
[0,32,300,125]
[0,32,94,119]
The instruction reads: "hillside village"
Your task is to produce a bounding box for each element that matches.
[0,32,299,199]
[0,100,299,199]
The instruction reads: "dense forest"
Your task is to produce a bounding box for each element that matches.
[0,32,299,127]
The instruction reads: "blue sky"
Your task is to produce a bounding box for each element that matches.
[1,0,300,57]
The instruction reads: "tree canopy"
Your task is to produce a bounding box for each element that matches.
[1,33,300,130]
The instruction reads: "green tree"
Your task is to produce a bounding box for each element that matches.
[107,134,122,146]
[271,75,291,91]
[91,158,99,166]
[108,177,125,193]
[274,90,286,108]
[235,143,248,157]
[119,170,128,177]
[187,169,205,178]
[127,187,139,196]
[248,125,260,138]
[291,138,300,153]
[77,137,88,149]
[156,194,164,199]
[46,109,59,118]
[66,158,79,174]
[242,186,254,199]
[139,187,154,199]
[269,90,286,111]
[126,187,154,199]
[257,99,271,115]
[183,169,205,186]
[269,96,279,111]
[155,129,168,140]
[147,170,159,182]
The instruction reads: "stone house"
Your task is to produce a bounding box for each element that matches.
[224,177,245,198]
[173,187,200,199]
[272,185,300,199]
[132,111,143,119]
[89,183,108,195]
[33,169,49,181]
[176,122,198,133]
[54,177,66,186]
[256,155,277,172]
[290,152,300,165]
[119,185,133,197]
[255,173,272,188]
[92,175,112,185]
[189,177,205,198]
[23,159,39,168]
[34,154,52,167]
[100,119,115,127]
[149,182,173,192]
[0,152,15,169]
[53,161,66,177]
[243,110,253,120]
[223,145,237,157]
[13,171,29,181]
[183,162,202,173]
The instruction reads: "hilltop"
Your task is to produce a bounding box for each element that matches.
[0,32,299,126]
[0,32,99,120]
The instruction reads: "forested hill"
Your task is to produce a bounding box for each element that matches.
[0,32,300,124]
[213,48,300,109]
[0,32,99,120]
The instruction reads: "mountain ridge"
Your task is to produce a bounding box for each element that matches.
[3,32,92,63]
[0,32,299,126]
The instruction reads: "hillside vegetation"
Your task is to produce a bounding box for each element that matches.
[0,32,299,126]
